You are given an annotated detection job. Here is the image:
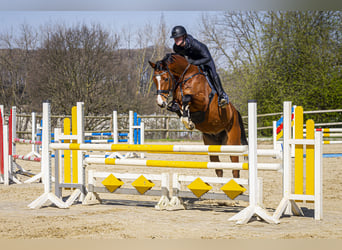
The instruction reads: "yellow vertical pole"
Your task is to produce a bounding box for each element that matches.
[295,106,303,195]
[306,119,315,195]
[64,118,71,184]
[72,106,78,183]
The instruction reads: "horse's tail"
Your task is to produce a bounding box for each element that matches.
[238,111,248,145]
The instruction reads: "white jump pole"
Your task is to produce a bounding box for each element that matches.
[11,107,16,157]
[9,106,22,184]
[273,102,323,221]
[129,110,134,144]
[273,120,277,152]
[229,100,278,224]
[77,102,85,201]
[291,105,296,157]
[3,125,9,185]
[273,101,303,219]
[113,111,118,144]
[314,130,323,220]
[31,112,36,153]
[140,121,145,158]
[0,105,4,184]
[28,102,68,209]
[30,112,41,157]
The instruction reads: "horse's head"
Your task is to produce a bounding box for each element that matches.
[148,54,176,108]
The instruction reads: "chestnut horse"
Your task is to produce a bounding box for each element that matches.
[149,53,247,178]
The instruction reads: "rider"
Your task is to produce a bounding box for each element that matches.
[170,25,229,107]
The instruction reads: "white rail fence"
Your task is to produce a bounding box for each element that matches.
[5,108,342,140]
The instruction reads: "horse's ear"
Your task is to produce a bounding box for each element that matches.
[148,61,156,68]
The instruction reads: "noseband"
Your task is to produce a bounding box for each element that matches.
[153,65,176,100]
[153,62,202,101]
[153,71,172,99]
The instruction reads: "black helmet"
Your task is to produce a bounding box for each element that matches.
[170,26,187,38]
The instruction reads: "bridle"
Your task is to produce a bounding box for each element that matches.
[153,62,204,102]
[153,70,174,100]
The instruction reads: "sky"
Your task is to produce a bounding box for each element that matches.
[0,0,340,33]
[0,11,206,35]
[0,0,341,48]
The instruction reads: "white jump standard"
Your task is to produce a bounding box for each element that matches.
[27,100,323,225]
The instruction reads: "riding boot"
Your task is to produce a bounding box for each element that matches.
[213,75,229,107]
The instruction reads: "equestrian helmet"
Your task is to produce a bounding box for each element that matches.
[170,26,187,38]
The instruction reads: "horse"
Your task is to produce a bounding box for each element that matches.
[148,53,247,178]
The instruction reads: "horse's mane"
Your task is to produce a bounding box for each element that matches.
[155,53,186,70]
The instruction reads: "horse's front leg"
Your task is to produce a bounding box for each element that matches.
[180,94,195,130]
[167,100,183,118]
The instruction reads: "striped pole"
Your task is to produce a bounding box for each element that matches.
[13,155,41,162]
[84,139,114,143]
[85,132,113,137]
[323,141,342,144]
[84,158,281,171]
[13,138,42,145]
[50,143,248,153]
[304,128,342,132]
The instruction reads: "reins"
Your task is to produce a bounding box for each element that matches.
[153,59,205,107]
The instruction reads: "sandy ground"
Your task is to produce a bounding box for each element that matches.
[1,142,342,239]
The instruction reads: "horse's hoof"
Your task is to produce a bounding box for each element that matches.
[219,101,228,108]
[181,117,194,130]
[188,122,195,130]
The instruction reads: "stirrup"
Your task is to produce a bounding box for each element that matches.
[218,94,229,108]
[219,99,228,107]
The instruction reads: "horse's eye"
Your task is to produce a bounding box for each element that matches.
[164,78,169,81]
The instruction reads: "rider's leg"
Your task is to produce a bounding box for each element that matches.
[206,63,229,107]
[213,74,229,107]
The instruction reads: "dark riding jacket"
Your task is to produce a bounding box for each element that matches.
[173,34,218,79]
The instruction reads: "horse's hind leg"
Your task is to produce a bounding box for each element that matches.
[227,125,242,179]
[213,157,223,177]
[203,132,227,177]
[230,156,240,178]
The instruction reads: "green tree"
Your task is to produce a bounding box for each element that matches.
[260,11,342,123]
[201,11,342,133]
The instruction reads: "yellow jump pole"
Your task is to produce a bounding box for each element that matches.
[72,106,78,184]
[306,119,315,196]
[63,118,71,184]
[294,106,303,195]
